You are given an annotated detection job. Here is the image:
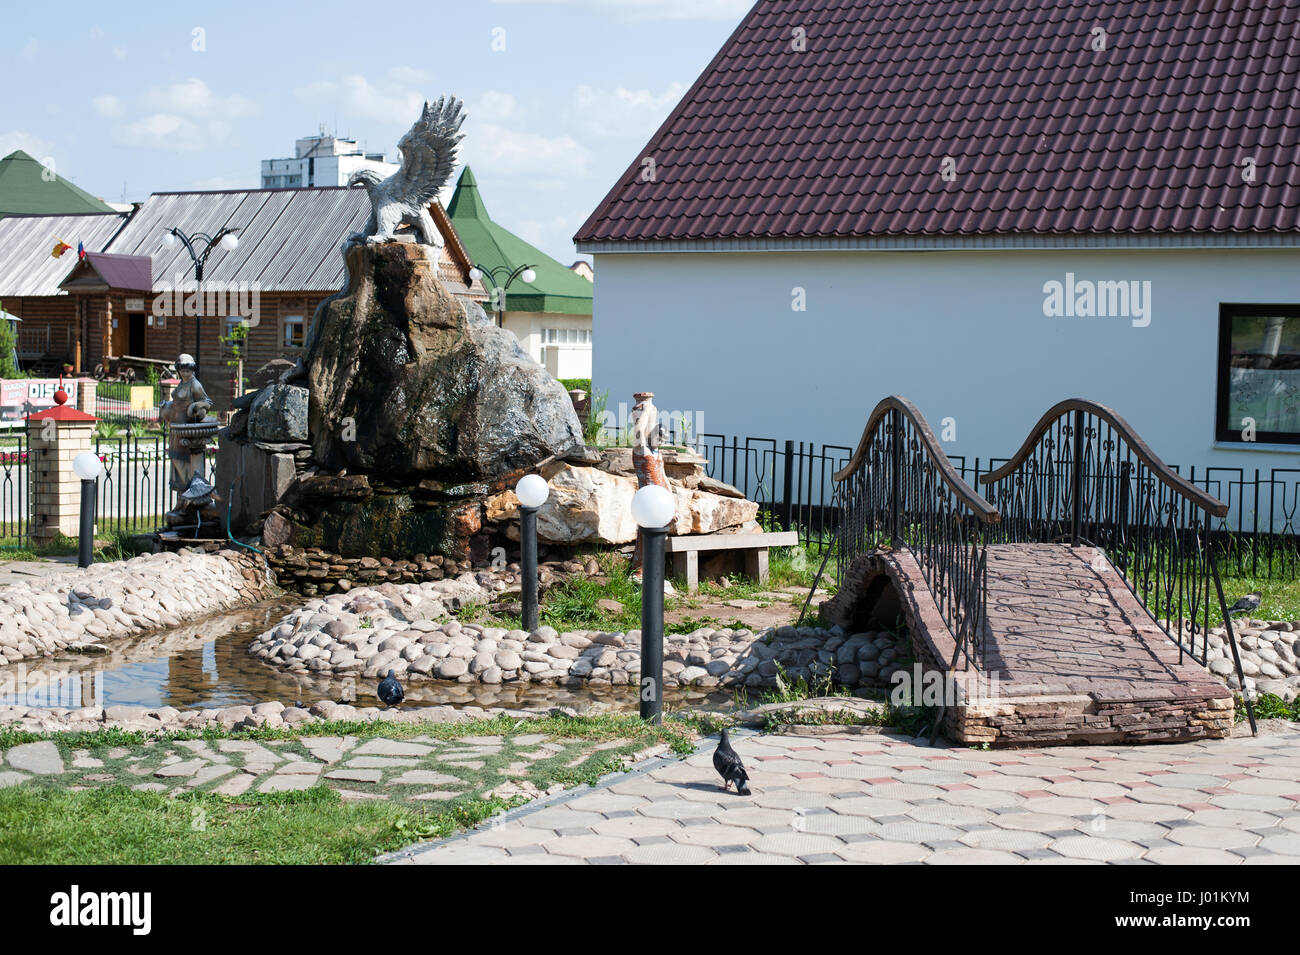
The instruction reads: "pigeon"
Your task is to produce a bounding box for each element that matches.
[1228,592,1262,616]
[377,669,404,708]
[713,728,750,795]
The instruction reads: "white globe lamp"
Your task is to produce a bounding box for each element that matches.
[72,450,102,482]
[515,473,549,509]
[632,484,675,529]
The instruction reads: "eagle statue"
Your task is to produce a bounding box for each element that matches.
[347,96,466,248]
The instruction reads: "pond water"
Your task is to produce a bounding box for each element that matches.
[0,597,733,713]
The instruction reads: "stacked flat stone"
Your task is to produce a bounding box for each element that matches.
[247,580,905,690]
[0,549,273,665]
[265,543,588,597]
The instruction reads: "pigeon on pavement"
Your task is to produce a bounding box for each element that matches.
[1228,592,1262,616]
[377,669,404,708]
[713,728,750,795]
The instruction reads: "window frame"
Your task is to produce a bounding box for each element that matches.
[1216,302,1300,445]
[282,313,306,350]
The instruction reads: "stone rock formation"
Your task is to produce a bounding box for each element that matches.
[307,242,584,481]
[248,384,308,443]
[482,451,759,545]
[221,241,587,561]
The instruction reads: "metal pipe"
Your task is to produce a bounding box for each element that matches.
[639,526,667,724]
[520,504,539,630]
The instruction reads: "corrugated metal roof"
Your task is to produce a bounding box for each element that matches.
[0,212,129,297]
[59,252,154,292]
[107,186,371,292]
[576,0,1300,243]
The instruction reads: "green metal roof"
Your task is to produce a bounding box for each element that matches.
[0,150,116,217]
[447,166,592,315]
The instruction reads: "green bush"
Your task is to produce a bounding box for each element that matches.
[0,319,22,379]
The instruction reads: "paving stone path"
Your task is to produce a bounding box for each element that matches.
[0,733,659,805]
[390,723,1300,864]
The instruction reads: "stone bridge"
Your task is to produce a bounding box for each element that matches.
[820,397,1250,748]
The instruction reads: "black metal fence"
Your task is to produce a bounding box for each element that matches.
[93,430,169,538]
[0,431,31,547]
[678,432,1300,581]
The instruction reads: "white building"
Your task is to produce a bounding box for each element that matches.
[576,0,1300,489]
[261,133,397,189]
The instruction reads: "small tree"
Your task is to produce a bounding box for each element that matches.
[221,320,249,403]
[0,318,21,379]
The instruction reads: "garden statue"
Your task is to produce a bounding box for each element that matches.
[347,96,465,247]
[631,391,671,569]
[160,353,218,528]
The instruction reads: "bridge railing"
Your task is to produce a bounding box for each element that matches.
[833,396,1001,670]
[979,398,1256,731]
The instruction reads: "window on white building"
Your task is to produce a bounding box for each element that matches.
[543,328,591,346]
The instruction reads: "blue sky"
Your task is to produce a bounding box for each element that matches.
[5,0,751,264]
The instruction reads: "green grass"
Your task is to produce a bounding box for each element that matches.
[0,529,156,563]
[457,541,834,635]
[1238,692,1300,723]
[0,713,699,864]
[0,711,697,753]
[0,785,443,865]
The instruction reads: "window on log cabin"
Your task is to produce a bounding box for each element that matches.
[283,314,305,349]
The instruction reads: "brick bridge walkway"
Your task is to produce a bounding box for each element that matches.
[834,544,1233,746]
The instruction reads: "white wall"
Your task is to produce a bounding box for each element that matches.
[503,311,592,379]
[591,247,1300,478]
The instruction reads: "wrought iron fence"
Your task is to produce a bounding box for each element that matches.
[0,431,32,546]
[93,429,169,538]
[832,397,1000,669]
[601,417,1300,586]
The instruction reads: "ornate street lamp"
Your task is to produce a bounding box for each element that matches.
[468,263,537,328]
[632,484,675,724]
[515,473,549,631]
[162,227,239,375]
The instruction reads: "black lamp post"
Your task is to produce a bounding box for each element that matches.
[72,451,102,568]
[162,226,239,375]
[515,474,549,631]
[468,263,537,328]
[632,485,675,724]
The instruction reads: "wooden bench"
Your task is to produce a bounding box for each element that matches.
[664,531,799,593]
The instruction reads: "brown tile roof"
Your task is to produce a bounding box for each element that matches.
[576,0,1300,244]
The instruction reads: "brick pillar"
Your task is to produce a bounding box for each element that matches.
[77,378,97,416]
[27,391,98,544]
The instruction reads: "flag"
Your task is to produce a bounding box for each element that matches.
[51,238,72,258]
[77,241,85,260]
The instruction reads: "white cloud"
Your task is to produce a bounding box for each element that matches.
[470,91,519,124]
[147,78,255,119]
[17,38,38,63]
[93,95,123,118]
[462,123,589,181]
[114,113,203,152]
[574,82,685,139]
[491,0,748,20]
[388,65,429,85]
[112,45,127,61]
[295,74,428,125]
[0,130,54,159]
